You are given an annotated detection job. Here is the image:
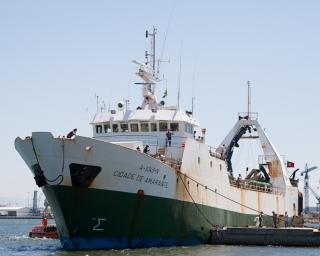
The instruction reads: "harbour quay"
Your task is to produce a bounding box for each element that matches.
[209,227,320,246]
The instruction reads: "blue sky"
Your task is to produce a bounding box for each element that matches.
[1,0,320,207]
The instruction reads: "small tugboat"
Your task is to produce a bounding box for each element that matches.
[29,217,58,239]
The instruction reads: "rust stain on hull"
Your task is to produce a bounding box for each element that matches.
[257,192,262,212]
[268,160,282,177]
[240,189,245,213]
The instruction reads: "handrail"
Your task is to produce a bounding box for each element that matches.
[208,146,223,159]
[238,112,258,120]
[95,134,159,147]
[95,134,159,140]
[97,134,191,148]
[258,154,286,165]
[95,134,190,157]
[229,178,285,195]
[229,178,273,193]
[152,154,182,170]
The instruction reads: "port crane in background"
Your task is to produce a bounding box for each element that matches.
[300,164,318,213]
[307,185,320,211]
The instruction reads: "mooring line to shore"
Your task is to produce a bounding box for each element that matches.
[177,173,214,226]
[174,168,288,230]
[177,170,260,214]
[177,169,291,225]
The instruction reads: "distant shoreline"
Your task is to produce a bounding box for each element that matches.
[0,216,53,219]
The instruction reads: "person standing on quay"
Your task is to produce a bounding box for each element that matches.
[284,211,289,228]
[254,212,263,228]
[272,211,278,228]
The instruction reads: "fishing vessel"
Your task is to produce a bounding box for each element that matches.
[15,27,302,250]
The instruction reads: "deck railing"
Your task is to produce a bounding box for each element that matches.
[229,178,286,195]
[229,177,273,193]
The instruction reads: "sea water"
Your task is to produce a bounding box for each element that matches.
[0,219,319,256]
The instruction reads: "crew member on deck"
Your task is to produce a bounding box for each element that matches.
[236,174,242,187]
[42,216,48,227]
[67,128,77,139]
[166,129,173,147]
[143,145,150,154]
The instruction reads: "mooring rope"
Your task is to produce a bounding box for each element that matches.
[176,169,293,226]
[30,137,64,185]
[177,170,260,213]
[177,173,214,226]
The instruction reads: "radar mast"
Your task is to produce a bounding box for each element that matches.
[133,27,161,110]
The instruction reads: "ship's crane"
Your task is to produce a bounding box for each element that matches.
[300,164,318,213]
[216,81,285,183]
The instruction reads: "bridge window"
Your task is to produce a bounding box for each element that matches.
[159,122,168,131]
[120,123,129,132]
[141,122,149,132]
[151,123,157,132]
[112,124,119,133]
[170,123,179,131]
[130,123,139,132]
[96,125,102,134]
[185,123,193,133]
[104,123,111,133]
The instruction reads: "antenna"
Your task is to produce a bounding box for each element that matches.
[177,43,183,109]
[247,81,251,119]
[125,99,130,110]
[152,27,155,72]
[101,101,106,112]
[191,97,195,115]
[191,62,197,115]
[126,83,130,110]
[145,27,157,74]
[95,94,99,113]
[157,9,173,76]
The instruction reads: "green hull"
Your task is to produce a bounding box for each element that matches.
[43,185,272,249]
